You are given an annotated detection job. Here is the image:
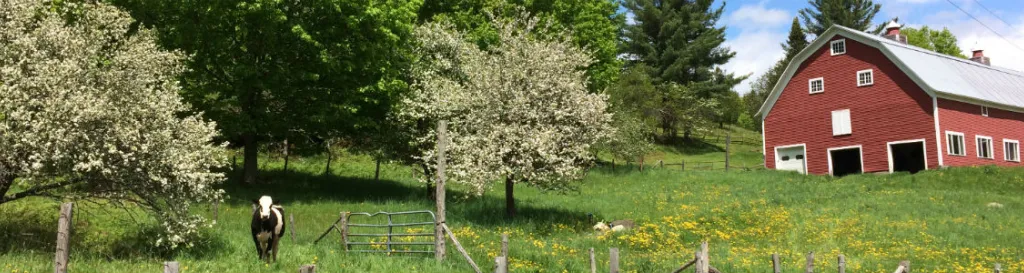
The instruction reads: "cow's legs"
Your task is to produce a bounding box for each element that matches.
[252,233,264,260]
[265,236,275,262]
[272,234,280,261]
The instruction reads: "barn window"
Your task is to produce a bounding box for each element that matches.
[857,69,874,86]
[982,106,989,117]
[830,39,847,56]
[809,77,824,94]
[1005,139,1019,162]
[781,156,791,161]
[946,131,965,156]
[831,109,852,136]
[977,136,994,159]
[796,155,804,160]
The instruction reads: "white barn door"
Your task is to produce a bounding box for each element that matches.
[776,145,807,174]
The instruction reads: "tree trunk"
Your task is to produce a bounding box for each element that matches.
[283,138,289,173]
[243,131,258,184]
[324,141,332,176]
[374,158,381,181]
[423,164,435,200]
[0,173,13,204]
[505,176,515,218]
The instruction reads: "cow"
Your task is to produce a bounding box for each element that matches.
[251,195,286,262]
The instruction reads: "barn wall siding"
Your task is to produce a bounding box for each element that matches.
[764,36,938,175]
[938,98,1024,167]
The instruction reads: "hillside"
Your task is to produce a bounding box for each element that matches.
[3,141,1024,272]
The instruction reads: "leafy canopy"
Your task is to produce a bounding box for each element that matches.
[400,12,614,194]
[0,0,225,248]
[903,26,968,59]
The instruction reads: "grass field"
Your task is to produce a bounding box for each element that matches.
[4,131,1024,273]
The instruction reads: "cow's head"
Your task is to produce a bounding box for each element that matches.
[253,195,274,220]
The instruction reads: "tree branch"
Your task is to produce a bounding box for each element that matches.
[0,178,84,204]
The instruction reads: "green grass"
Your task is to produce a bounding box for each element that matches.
[4,136,1024,272]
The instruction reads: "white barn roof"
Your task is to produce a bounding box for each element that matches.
[758,25,1024,118]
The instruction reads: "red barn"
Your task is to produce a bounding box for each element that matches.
[758,21,1024,175]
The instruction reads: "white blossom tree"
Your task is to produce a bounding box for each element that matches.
[0,0,225,248]
[401,13,614,217]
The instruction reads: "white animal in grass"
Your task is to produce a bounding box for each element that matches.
[251,195,286,262]
[592,220,635,233]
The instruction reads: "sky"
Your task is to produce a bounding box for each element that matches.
[623,0,1024,94]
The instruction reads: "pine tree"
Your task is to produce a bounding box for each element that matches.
[622,0,744,138]
[799,0,882,35]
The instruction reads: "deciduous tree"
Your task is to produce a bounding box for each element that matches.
[401,13,613,217]
[903,26,968,58]
[0,0,225,248]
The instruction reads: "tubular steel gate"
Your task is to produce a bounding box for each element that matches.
[315,210,437,254]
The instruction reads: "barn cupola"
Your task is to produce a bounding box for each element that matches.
[882,18,907,44]
[970,43,991,66]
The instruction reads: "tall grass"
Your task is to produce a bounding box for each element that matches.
[4,141,1024,272]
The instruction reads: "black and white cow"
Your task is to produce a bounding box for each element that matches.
[251,195,286,262]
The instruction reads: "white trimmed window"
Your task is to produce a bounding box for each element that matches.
[1005,139,1019,162]
[809,77,824,94]
[977,136,994,159]
[857,69,874,86]
[982,106,989,117]
[946,131,965,156]
[831,109,852,136]
[830,39,847,56]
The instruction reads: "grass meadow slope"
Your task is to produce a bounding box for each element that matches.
[3,128,1024,272]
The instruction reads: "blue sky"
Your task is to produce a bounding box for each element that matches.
[623,0,1024,94]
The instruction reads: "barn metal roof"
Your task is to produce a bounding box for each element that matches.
[841,25,1024,109]
[757,25,1024,118]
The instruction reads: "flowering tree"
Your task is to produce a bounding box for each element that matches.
[401,13,613,217]
[0,0,225,248]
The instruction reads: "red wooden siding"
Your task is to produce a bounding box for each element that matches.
[764,36,938,174]
[938,98,1024,167]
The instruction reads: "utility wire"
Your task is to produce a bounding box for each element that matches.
[944,0,1024,54]
[971,0,1017,30]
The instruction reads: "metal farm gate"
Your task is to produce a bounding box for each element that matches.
[315,210,437,254]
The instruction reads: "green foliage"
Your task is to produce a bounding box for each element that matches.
[621,0,744,137]
[113,0,424,182]
[799,0,882,35]
[903,26,968,58]
[737,112,756,130]
[716,91,744,126]
[419,0,624,92]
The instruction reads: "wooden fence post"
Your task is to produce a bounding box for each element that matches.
[805,252,814,273]
[299,264,316,273]
[696,241,708,273]
[659,160,664,168]
[441,223,482,273]
[435,120,448,261]
[55,202,73,273]
[681,160,685,171]
[609,248,619,273]
[772,253,781,273]
[725,133,730,171]
[590,248,596,273]
[163,261,179,273]
[340,212,349,251]
[494,256,507,273]
[838,254,846,273]
[501,233,509,258]
[289,214,296,243]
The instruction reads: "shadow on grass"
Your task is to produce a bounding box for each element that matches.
[220,169,594,230]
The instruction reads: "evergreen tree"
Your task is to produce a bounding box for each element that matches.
[799,0,882,35]
[743,17,808,132]
[622,0,744,138]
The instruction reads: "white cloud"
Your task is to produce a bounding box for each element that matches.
[726,3,790,30]
[722,3,791,94]
[723,30,787,94]
[921,10,1024,73]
